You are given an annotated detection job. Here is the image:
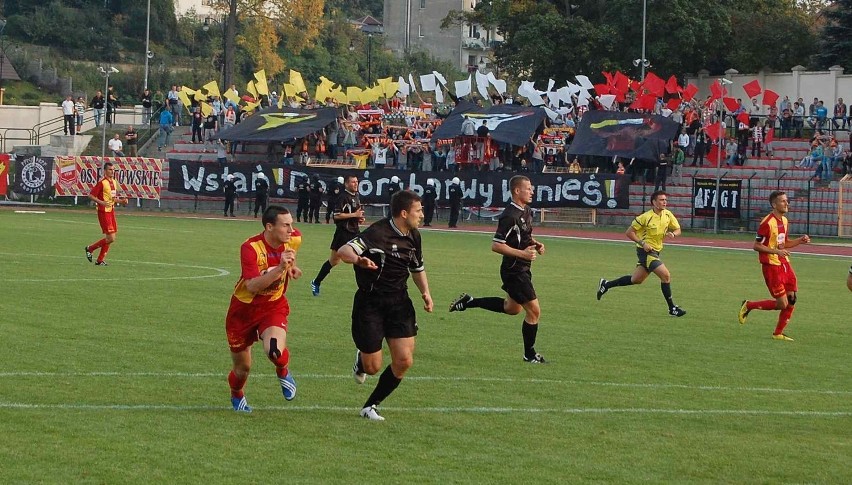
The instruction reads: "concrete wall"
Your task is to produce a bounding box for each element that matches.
[686,66,850,106]
[0,103,151,152]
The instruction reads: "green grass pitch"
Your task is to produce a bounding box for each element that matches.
[0,208,849,483]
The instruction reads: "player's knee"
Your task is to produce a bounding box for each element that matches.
[775,299,788,310]
[391,355,413,374]
[505,304,522,316]
[524,306,541,322]
[787,294,797,306]
[266,338,290,368]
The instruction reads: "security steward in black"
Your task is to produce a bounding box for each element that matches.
[448,177,462,228]
[422,179,437,226]
[253,173,269,218]
[308,176,324,223]
[296,178,310,222]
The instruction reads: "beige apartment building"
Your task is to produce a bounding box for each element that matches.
[383,0,501,72]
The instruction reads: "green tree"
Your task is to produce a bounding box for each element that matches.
[816,0,852,69]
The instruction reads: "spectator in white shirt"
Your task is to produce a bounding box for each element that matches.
[62,96,76,135]
[108,133,125,157]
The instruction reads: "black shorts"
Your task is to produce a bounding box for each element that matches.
[500,268,537,304]
[330,228,358,251]
[351,290,418,353]
[636,248,663,272]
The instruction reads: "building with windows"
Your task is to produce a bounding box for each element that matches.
[174,0,217,18]
[383,0,501,72]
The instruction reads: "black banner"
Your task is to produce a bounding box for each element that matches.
[217,107,338,143]
[567,111,681,161]
[14,155,54,195]
[431,103,547,147]
[692,178,742,219]
[167,160,630,209]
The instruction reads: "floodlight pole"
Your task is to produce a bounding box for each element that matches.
[143,0,151,90]
[640,0,647,81]
[713,79,732,234]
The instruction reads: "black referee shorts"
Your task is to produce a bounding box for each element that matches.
[351,289,418,354]
[500,268,537,304]
[636,248,663,272]
[330,228,358,251]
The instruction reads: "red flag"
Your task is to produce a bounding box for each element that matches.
[594,83,611,95]
[629,79,642,93]
[0,154,8,195]
[742,79,762,99]
[665,75,682,94]
[614,71,630,94]
[602,71,614,87]
[682,83,699,102]
[666,98,682,111]
[705,122,724,142]
[723,97,740,112]
[709,79,725,101]
[762,89,779,107]
[764,127,775,145]
[737,112,750,126]
[642,73,666,97]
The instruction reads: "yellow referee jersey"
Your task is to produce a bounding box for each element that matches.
[632,209,680,252]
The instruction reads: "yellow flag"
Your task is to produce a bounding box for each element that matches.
[384,82,400,99]
[254,70,269,96]
[177,90,192,111]
[224,88,240,105]
[193,90,207,102]
[346,86,363,103]
[315,83,332,103]
[200,102,213,117]
[289,69,307,94]
[318,76,335,90]
[181,86,196,95]
[331,89,348,105]
[283,83,297,98]
[247,80,259,99]
[244,100,261,113]
[361,86,380,104]
[376,77,392,89]
[203,81,221,98]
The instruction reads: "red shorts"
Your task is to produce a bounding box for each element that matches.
[762,261,797,298]
[97,211,117,234]
[225,296,289,353]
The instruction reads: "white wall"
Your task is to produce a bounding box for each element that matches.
[0,103,150,151]
[686,66,850,106]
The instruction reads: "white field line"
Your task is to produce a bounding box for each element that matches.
[0,402,848,417]
[0,252,230,281]
[0,371,848,396]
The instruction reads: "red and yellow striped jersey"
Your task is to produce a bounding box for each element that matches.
[756,213,788,265]
[90,178,117,213]
[232,228,302,304]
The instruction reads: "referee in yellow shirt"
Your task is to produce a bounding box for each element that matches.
[597,190,686,317]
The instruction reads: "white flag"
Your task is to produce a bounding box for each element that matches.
[475,70,490,100]
[408,73,417,92]
[575,75,594,90]
[397,76,410,97]
[432,71,448,86]
[597,94,617,109]
[454,75,472,98]
[419,74,437,91]
[544,106,559,121]
[486,72,507,94]
[435,86,444,103]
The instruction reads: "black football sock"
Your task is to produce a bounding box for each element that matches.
[314,260,333,284]
[467,297,506,313]
[522,320,538,357]
[363,365,402,408]
[355,352,364,375]
[661,282,675,309]
[605,275,634,289]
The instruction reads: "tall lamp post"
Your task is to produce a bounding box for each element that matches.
[640,0,647,81]
[713,77,734,234]
[367,32,373,86]
[204,15,227,88]
[0,18,7,104]
[99,66,119,158]
[142,0,152,90]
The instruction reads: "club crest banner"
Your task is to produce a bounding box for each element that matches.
[14,155,54,195]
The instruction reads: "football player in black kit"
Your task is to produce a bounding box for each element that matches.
[310,175,363,296]
[448,175,547,363]
[338,189,433,421]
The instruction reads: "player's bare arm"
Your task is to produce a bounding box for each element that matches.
[244,250,295,294]
[337,244,378,270]
[752,240,790,258]
[532,238,546,255]
[626,225,652,252]
[784,234,811,248]
[665,228,681,238]
[412,271,433,312]
[491,241,537,261]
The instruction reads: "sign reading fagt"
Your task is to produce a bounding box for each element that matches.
[692,178,742,219]
[168,160,630,209]
[14,156,54,195]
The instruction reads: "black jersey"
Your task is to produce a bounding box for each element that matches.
[254,178,269,196]
[334,189,361,233]
[493,201,534,273]
[296,182,310,202]
[423,185,437,207]
[347,218,424,294]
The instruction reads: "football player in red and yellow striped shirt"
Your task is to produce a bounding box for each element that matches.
[84,162,126,266]
[738,191,810,341]
[225,206,303,412]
